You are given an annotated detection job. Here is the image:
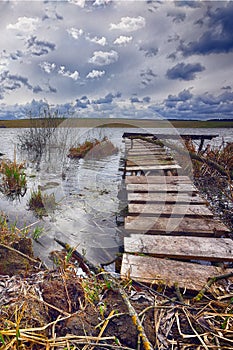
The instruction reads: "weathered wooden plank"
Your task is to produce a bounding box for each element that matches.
[126,148,167,155]
[126,155,174,161]
[125,164,181,171]
[127,151,167,156]
[126,159,177,168]
[124,234,233,261]
[121,254,232,290]
[125,175,193,184]
[128,203,213,217]
[128,192,206,204]
[126,160,176,167]
[126,183,197,193]
[125,216,230,235]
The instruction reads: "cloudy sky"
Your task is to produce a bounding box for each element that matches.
[0,0,233,120]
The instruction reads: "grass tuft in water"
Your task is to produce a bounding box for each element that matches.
[28,188,57,218]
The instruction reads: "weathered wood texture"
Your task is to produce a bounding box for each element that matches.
[125,164,181,171]
[126,160,176,166]
[124,234,233,261]
[126,183,197,193]
[125,216,230,236]
[125,175,193,184]
[126,149,167,155]
[128,203,213,217]
[128,192,206,204]
[121,254,231,290]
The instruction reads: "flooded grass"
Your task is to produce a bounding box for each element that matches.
[28,188,58,218]
[0,158,27,198]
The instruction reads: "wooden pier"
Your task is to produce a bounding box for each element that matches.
[120,134,232,291]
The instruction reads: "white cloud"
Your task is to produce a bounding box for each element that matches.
[114,35,132,46]
[93,0,111,6]
[67,27,84,39]
[86,69,105,79]
[89,50,118,66]
[87,36,107,46]
[58,66,80,80]
[68,0,85,8]
[39,62,56,74]
[0,58,8,74]
[110,16,145,32]
[7,17,39,32]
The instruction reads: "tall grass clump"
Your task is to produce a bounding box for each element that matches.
[0,157,27,197]
[28,188,57,218]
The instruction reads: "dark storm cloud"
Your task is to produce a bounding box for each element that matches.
[130,96,140,103]
[166,62,205,81]
[75,97,90,108]
[142,96,151,103]
[10,50,23,60]
[167,10,186,23]
[175,1,201,9]
[27,36,56,56]
[48,84,57,93]
[179,2,233,56]
[139,45,158,57]
[93,92,121,104]
[140,68,157,86]
[0,71,33,91]
[33,85,43,93]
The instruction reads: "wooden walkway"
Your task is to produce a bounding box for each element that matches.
[120,135,232,291]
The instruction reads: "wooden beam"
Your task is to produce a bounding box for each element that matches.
[126,160,177,167]
[125,164,181,171]
[126,183,197,192]
[121,254,232,290]
[125,216,230,236]
[125,175,193,184]
[128,203,213,217]
[124,234,233,261]
[128,192,206,204]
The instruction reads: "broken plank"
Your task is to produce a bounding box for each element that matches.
[124,234,233,261]
[125,175,193,184]
[121,253,232,290]
[126,183,197,193]
[128,192,206,204]
[128,203,213,217]
[125,216,230,236]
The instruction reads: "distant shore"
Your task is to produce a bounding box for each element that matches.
[0,117,232,129]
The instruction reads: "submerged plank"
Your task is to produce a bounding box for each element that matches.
[126,183,197,192]
[124,234,233,261]
[128,203,213,217]
[128,192,206,204]
[121,254,232,290]
[125,216,230,235]
[125,175,193,184]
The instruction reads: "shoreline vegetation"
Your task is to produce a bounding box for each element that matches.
[0,117,233,129]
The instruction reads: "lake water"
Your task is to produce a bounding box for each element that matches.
[0,126,232,267]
